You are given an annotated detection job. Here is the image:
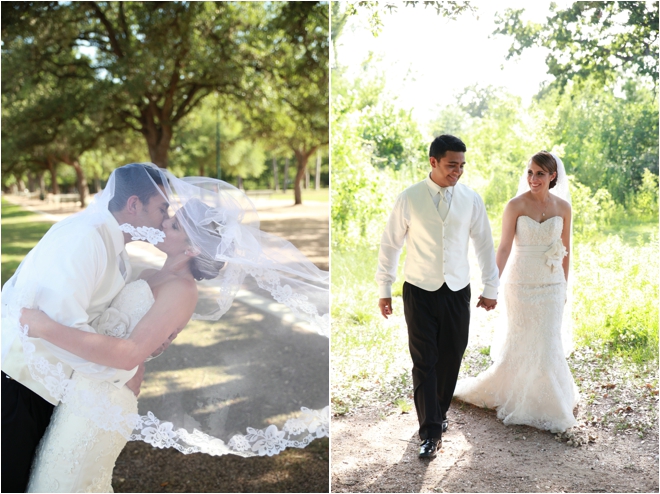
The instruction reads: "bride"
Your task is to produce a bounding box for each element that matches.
[16,165,330,492]
[454,151,579,433]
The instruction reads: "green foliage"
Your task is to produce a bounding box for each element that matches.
[631,169,659,220]
[2,2,328,202]
[170,96,266,180]
[542,79,659,204]
[494,2,659,88]
[572,234,659,364]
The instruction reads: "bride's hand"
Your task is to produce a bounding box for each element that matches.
[19,308,50,337]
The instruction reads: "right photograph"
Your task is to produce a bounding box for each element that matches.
[330,2,659,493]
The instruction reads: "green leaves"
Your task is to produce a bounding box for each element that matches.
[494,2,659,89]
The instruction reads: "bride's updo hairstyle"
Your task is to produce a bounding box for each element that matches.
[179,199,226,281]
[531,151,558,189]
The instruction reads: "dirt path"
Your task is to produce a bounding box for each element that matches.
[331,403,658,493]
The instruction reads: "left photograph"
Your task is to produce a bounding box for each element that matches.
[1,2,329,493]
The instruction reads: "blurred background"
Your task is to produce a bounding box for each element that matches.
[330,0,658,429]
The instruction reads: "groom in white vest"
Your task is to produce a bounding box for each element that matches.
[377,135,499,458]
[1,163,169,492]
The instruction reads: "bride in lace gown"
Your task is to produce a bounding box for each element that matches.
[454,151,579,433]
[22,204,223,493]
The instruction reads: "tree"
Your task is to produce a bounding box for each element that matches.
[254,2,329,205]
[494,2,659,89]
[2,2,314,168]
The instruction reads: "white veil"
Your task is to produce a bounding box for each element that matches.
[490,152,574,362]
[3,163,329,457]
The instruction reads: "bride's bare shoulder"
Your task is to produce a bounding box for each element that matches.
[505,194,528,213]
[554,196,571,211]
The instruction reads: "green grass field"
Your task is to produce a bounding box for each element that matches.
[1,199,55,286]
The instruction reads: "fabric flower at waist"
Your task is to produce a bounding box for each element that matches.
[544,238,567,272]
[93,307,131,338]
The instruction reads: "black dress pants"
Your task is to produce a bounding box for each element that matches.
[403,282,471,440]
[2,372,54,493]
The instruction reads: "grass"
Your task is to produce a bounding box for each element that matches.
[1,198,55,286]
[572,232,659,363]
[330,245,410,415]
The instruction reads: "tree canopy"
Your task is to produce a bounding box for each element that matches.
[494,2,659,89]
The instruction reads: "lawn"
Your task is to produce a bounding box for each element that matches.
[1,198,55,286]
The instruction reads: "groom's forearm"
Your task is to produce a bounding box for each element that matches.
[36,318,139,371]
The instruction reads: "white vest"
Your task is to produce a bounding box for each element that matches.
[2,218,127,405]
[403,181,473,292]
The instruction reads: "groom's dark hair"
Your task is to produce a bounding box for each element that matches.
[108,163,164,212]
[429,135,466,160]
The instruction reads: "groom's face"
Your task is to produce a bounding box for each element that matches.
[135,188,170,230]
[429,151,465,187]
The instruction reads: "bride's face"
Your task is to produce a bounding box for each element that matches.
[159,215,191,255]
[527,161,556,193]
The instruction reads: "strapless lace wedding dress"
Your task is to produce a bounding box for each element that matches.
[454,216,579,433]
[27,280,154,493]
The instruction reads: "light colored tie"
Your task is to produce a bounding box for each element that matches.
[118,252,128,280]
[437,188,449,221]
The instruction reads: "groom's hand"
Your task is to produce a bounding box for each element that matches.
[125,363,145,397]
[378,298,393,319]
[477,296,497,311]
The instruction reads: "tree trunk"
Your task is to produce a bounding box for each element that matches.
[305,165,310,189]
[315,150,321,190]
[60,155,89,208]
[46,156,60,194]
[146,138,171,168]
[141,105,173,168]
[199,163,205,177]
[27,173,37,192]
[17,176,26,192]
[38,171,46,200]
[293,147,320,205]
[237,176,244,190]
[283,157,290,192]
[272,157,280,192]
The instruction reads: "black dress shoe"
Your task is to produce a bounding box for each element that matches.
[442,419,448,433]
[419,438,440,458]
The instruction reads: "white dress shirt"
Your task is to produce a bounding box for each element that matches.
[2,209,137,405]
[376,175,499,299]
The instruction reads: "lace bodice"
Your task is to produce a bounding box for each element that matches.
[507,216,567,285]
[514,215,563,247]
[92,280,155,339]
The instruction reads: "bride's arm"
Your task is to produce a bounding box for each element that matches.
[496,201,518,277]
[20,279,197,371]
[561,203,572,282]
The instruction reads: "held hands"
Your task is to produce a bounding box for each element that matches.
[379,298,393,319]
[19,308,50,337]
[476,296,497,311]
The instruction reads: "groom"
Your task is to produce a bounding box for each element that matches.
[376,135,499,458]
[1,163,169,492]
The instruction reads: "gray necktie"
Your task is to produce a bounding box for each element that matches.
[437,188,449,221]
[118,253,127,280]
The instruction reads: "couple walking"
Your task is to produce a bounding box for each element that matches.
[377,135,579,458]
[2,163,329,492]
